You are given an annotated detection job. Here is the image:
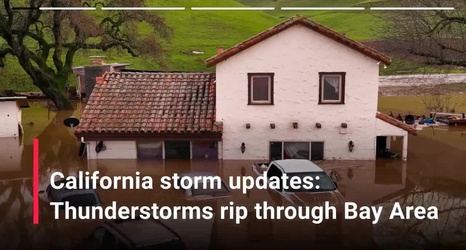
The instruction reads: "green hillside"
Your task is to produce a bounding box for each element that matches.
[0,0,279,91]
[237,0,389,40]
[1,0,453,92]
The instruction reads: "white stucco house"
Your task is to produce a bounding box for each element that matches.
[0,96,29,138]
[75,16,417,162]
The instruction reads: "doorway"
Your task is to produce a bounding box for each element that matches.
[311,142,324,161]
[164,141,190,159]
[376,136,387,157]
[376,136,401,159]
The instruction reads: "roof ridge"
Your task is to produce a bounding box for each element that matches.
[206,15,391,67]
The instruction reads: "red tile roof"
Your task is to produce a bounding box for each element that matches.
[206,15,391,67]
[376,112,418,136]
[75,72,222,139]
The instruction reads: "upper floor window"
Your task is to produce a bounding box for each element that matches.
[319,72,346,104]
[248,73,274,105]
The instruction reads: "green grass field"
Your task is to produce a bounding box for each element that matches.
[0,0,463,92]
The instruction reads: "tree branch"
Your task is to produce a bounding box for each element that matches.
[51,0,64,72]
[435,40,466,55]
[63,28,81,78]
[17,1,44,43]
[3,0,15,27]
[1,0,171,110]
[0,48,15,67]
[409,49,466,67]
[24,47,56,74]
[435,10,466,25]
[11,30,51,49]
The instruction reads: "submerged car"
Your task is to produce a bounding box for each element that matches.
[41,179,102,207]
[252,159,345,207]
[86,218,188,250]
[179,172,232,201]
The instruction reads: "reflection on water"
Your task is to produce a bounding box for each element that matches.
[375,186,466,248]
[0,101,465,249]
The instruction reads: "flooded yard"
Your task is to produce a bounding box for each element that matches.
[1,101,466,249]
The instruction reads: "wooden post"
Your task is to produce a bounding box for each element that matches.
[401,162,407,185]
[402,135,408,162]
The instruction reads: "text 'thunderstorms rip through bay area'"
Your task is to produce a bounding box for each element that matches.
[50,201,438,225]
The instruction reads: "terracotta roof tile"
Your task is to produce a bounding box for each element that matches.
[206,15,391,67]
[75,72,222,136]
[376,112,418,136]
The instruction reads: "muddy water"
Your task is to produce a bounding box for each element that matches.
[1,101,466,249]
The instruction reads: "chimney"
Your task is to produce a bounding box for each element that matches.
[90,56,106,65]
[216,47,224,54]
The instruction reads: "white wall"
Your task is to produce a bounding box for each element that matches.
[0,102,21,138]
[216,25,380,160]
[375,119,408,137]
[87,141,137,159]
[0,137,22,172]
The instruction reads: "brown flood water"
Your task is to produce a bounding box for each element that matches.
[1,101,466,249]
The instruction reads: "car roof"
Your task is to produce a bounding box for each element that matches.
[273,159,324,173]
[179,172,222,182]
[48,188,99,202]
[47,179,99,201]
[47,179,95,190]
[107,219,179,247]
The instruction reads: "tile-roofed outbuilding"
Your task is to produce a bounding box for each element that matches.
[75,71,222,140]
[206,15,391,67]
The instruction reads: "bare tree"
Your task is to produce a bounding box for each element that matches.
[379,0,466,68]
[420,89,463,112]
[0,0,171,110]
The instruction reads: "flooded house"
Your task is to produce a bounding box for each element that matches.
[74,16,417,161]
[0,96,29,138]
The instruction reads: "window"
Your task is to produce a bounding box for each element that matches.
[267,164,283,192]
[164,141,190,159]
[61,193,99,207]
[192,141,218,159]
[117,239,129,250]
[284,172,337,192]
[137,140,163,160]
[311,142,324,161]
[138,241,185,250]
[91,227,106,241]
[270,142,324,161]
[248,73,274,105]
[101,230,117,250]
[319,72,346,104]
[269,141,283,160]
[284,142,310,159]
